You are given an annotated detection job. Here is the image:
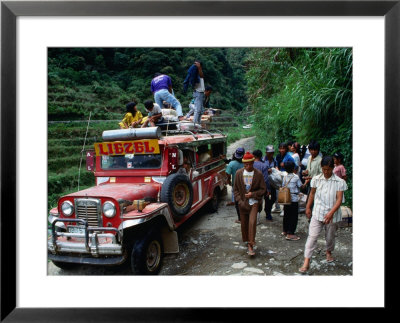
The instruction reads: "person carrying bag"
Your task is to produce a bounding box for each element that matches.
[278,175,294,205]
[278,161,305,241]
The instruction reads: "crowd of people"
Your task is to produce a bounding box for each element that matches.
[226,140,348,273]
[119,59,212,129]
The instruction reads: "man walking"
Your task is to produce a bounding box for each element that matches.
[234,152,266,256]
[151,73,184,121]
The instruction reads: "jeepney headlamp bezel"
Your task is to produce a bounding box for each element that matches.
[103,201,116,218]
[61,200,74,217]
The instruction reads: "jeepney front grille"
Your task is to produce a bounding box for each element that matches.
[75,198,102,227]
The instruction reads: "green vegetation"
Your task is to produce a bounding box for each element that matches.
[48,47,352,209]
[246,48,352,206]
[48,48,248,120]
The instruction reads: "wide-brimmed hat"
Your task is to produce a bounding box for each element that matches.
[242,151,255,163]
[234,147,245,159]
[265,145,274,153]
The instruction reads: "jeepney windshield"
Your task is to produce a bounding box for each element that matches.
[101,154,162,170]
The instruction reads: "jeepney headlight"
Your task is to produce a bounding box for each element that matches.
[103,201,116,218]
[61,201,74,217]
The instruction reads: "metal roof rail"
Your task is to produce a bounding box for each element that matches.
[161,129,198,140]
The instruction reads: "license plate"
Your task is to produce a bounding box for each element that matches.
[68,226,85,235]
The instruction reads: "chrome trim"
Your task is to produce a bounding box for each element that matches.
[74,198,102,227]
[61,200,74,217]
[103,201,116,218]
[48,218,123,256]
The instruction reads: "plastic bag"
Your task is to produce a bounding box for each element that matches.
[268,168,286,190]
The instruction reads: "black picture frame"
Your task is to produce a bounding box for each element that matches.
[1,0,398,321]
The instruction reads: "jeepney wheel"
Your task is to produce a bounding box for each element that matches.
[160,173,193,217]
[51,261,79,270]
[131,230,163,275]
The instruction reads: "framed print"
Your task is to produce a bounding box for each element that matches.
[1,0,398,321]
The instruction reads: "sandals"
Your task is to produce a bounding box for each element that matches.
[299,266,309,273]
[286,235,300,241]
[326,254,334,263]
[247,243,255,256]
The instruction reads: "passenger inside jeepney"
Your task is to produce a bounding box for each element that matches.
[177,149,193,176]
[197,145,211,163]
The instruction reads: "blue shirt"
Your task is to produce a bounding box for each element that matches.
[151,74,172,93]
[183,64,200,94]
[278,153,295,171]
[226,160,243,186]
[263,157,277,169]
[253,160,270,192]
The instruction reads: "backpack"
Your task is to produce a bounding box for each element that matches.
[277,175,294,205]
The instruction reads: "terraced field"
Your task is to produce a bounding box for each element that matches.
[48,120,115,210]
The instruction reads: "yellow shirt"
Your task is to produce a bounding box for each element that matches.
[119,111,143,128]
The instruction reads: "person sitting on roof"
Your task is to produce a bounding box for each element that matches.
[141,100,164,128]
[119,101,143,129]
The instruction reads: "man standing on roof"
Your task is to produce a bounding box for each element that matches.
[183,60,206,125]
[185,86,213,120]
[151,72,184,121]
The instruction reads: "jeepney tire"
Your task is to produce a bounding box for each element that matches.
[160,173,193,217]
[207,187,220,213]
[131,229,164,275]
[51,261,79,270]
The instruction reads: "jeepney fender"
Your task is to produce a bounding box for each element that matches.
[118,203,175,231]
[119,203,179,254]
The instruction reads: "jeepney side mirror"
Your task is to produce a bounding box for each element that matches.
[86,150,95,172]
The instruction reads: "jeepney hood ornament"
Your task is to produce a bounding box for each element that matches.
[64,183,159,201]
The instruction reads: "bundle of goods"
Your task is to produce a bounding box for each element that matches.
[161,108,179,122]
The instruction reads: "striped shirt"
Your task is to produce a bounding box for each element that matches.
[281,173,303,202]
[311,173,348,223]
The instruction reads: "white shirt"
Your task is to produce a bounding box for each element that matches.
[243,170,257,205]
[148,103,162,116]
[195,78,205,92]
[281,173,302,202]
[311,173,348,223]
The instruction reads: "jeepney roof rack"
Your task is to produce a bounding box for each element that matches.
[162,129,198,140]
[161,127,225,140]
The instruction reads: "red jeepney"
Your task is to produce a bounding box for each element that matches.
[48,126,227,274]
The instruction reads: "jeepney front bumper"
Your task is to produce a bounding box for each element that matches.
[48,218,125,264]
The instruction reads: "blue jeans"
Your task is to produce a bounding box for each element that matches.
[154,89,183,117]
[185,103,195,118]
[193,91,205,124]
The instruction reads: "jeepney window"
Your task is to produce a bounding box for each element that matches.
[211,142,224,158]
[197,144,211,163]
[101,154,162,170]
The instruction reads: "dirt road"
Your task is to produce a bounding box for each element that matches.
[48,136,352,276]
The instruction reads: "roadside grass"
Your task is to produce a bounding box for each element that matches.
[225,127,256,146]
